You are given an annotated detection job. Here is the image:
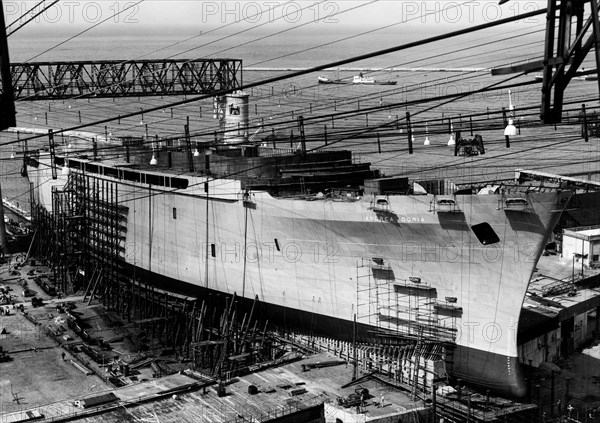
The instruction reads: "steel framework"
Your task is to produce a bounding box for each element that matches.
[493,0,600,124]
[10,59,243,100]
[541,0,600,123]
[0,1,15,130]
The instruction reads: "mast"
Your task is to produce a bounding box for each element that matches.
[0,0,15,253]
[0,0,15,130]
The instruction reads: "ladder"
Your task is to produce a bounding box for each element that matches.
[411,325,424,400]
[412,408,422,423]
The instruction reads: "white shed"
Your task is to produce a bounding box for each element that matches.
[562,226,600,268]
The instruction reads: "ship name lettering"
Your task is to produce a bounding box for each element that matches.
[400,216,424,223]
[365,216,424,223]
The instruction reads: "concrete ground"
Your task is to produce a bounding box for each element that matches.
[0,328,105,416]
[0,253,164,417]
[0,255,108,415]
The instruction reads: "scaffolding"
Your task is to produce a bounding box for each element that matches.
[30,167,277,370]
[31,171,193,353]
[357,257,457,344]
[190,294,274,377]
[356,257,458,395]
[30,178,84,295]
[75,173,128,312]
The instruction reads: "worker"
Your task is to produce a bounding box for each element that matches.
[61,351,66,361]
[380,394,385,408]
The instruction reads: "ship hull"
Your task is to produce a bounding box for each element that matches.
[353,81,397,85]
[28,157,572,398]
[317,78,348,85]
[122,259,527,398]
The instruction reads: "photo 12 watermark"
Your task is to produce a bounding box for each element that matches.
[125,238,544,266]
[199,1,340,25]
[399,1,544,25]
[3,1,140,25]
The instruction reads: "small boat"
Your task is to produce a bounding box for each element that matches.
[352,72,397,85]
[317,75,347,84]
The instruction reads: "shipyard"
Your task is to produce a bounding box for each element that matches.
[2,1,600,422]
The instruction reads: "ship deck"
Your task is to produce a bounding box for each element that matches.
[11,116,600,214]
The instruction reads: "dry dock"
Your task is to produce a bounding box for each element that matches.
[0,254,426,423]
[0,352,430,423]
[0,252,540,423]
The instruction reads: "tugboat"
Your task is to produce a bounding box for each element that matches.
[352,72,397,85]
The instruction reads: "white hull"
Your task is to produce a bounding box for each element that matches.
[28,156,571,397]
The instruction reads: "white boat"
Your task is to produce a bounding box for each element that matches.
[318,75,347,84]
[353,72,396,85]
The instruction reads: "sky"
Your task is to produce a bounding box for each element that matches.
[3,0,549,36]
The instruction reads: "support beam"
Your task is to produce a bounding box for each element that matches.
[493,1,600,124]
[0,1,17,251]
[541,0,600,123]
[0,0,16,129]
[11,59,243,100]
